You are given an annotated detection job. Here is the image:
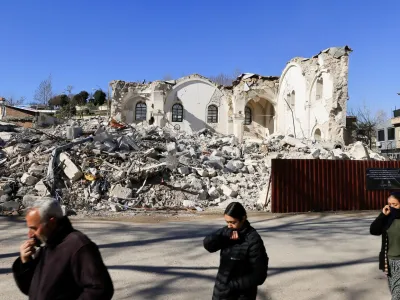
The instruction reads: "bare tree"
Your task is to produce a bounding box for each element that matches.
[209,68,242,86]
[33,75,53,106]
[65,85,74,98]
[5,96,25,106]
[349,103,387,149]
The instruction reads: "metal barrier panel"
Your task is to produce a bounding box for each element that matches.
[271,159,400,213]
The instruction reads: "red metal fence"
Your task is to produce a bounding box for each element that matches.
[271,159,400,213]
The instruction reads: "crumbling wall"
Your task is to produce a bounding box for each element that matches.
[231,75,279,138]
[110,80,153,123]
[109,46,351,142]
[276,46,352,142]
[164,75,230,134]
[277,63,308,137]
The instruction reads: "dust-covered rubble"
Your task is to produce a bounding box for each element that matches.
[0,118,387,215]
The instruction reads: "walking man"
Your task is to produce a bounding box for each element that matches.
[12,197,114,299]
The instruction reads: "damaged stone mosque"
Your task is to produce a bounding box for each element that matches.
[110,46,352,144]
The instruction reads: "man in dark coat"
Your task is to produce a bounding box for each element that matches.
[204,219,268,300]
[12,198,114,300]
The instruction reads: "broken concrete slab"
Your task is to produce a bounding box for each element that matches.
[58,153,83,181]
[66,126,82,140]
[207,168,217,177]
[110,184,133,199]
[221,184,238,198]
[166,142,177,155]
[195,168,208,177]
[0,184,12,196]
[34,180,49,196]
[198,189,208,200]
[28,164,46,176]
[310,148,321,159]
[22,195,42,208]
[208,186,220,199]
[21,173,40,186]
[178,166,191,175]
[280,136,307,148]
[190,178,203,191]
[349,142,370,160]
[183,200,196,207]
[110,203,124,212]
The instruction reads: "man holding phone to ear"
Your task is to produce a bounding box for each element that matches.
[12,198,114,300]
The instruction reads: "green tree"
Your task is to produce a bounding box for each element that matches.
[48,94,69,107]
[92,89,106,106]
[72,91,89,105]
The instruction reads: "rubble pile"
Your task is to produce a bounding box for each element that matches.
[0,118,386,215]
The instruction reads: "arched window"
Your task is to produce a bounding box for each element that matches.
[135,102,147,120]
[314,128,322,141]
[172,103,183,122]
[316,78,323,100]
[244,106,252,125]
[207,105,218,123]
[290,91,295,107]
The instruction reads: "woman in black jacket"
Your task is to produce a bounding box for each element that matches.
[203,202,269,300]
[370,192,400,299]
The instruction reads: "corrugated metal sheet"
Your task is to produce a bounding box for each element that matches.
[271,159,400,213]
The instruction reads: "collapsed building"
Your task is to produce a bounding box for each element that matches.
[110,46,352,144]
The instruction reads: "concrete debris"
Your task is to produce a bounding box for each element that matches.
[0,118,388,215]
[21,173,40,186]
[58,153,83,181]
[0,200,19,211]
[109,184,133,199]
[348,141,370,160]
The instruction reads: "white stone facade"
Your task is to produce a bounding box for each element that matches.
[110,46,352,143]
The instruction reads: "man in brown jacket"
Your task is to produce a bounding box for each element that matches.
[12,197,114,300]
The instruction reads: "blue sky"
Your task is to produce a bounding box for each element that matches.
[1,0,400,116]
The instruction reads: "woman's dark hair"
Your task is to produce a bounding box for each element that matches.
[224,202,247,220]
[390,192,400,202]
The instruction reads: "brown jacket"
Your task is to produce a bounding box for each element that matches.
[12,217,114,300]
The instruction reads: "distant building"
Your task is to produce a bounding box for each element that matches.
[0,103,58,128]
[376,109,400,159]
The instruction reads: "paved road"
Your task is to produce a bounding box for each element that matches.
[0,212,391,300]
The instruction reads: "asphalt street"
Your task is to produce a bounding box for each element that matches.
[0,212,390,300]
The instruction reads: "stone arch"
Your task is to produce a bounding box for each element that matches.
[244,97,276,138]
[279,62,305,89]
[312,125,324,141]
[277,62,307,137]
[173,74,221,92]
[308,70,330,104]
[314,128,322,141]
[121,95,149,124]
[165,76,229,134]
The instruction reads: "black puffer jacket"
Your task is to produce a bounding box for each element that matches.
[370,212,391,273]
[203,221,269,300]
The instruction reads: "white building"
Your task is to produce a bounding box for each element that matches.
[110,46,352,143]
